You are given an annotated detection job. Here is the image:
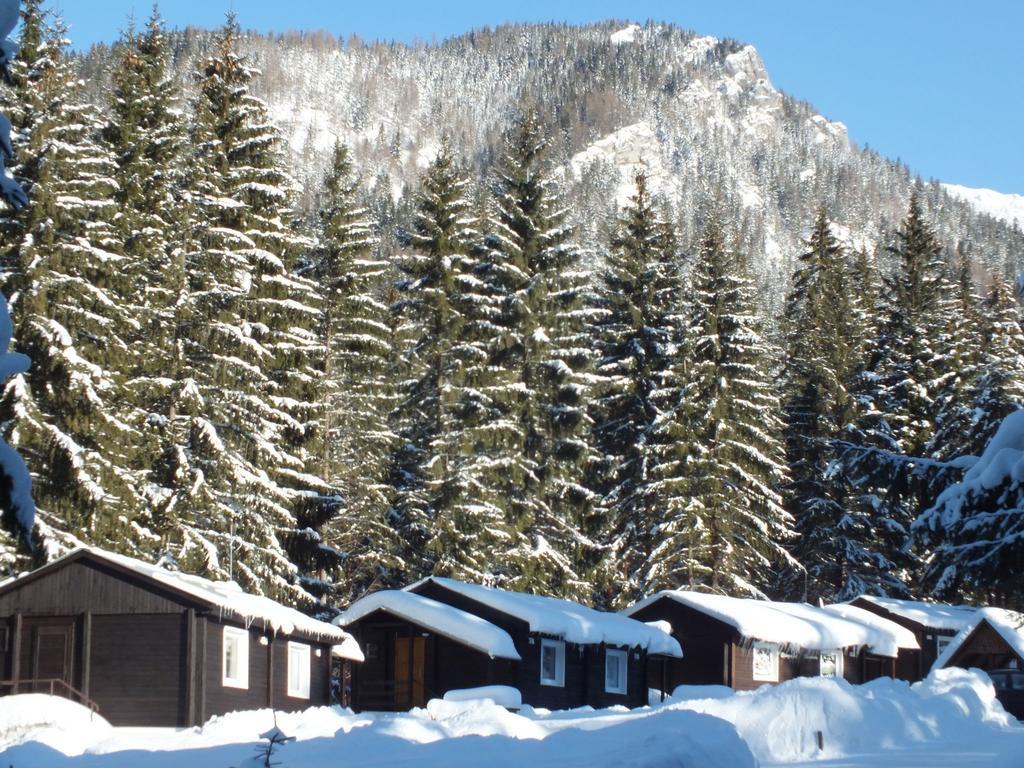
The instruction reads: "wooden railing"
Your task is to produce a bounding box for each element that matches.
[0,678,100,715]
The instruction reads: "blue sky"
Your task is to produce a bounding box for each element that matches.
[50,0,1022,195]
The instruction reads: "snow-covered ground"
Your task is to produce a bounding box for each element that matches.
[2,669,1021,767]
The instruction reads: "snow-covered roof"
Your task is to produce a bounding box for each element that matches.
[409,577,683,657]
[933,607,1024,672]
[626,591,910,657]
[821,603,920,651]
[335,590,522,661]
[332,635,365,663]
[854,595,978,633]
[5,547,353,643]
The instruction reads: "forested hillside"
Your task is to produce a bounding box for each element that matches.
[1,5,1022,613]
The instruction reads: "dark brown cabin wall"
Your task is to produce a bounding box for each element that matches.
[0,561,190,616]
[584,646,647,709]
[268,637,333,711]
[203,619,271,717]
[629,598,735,691]
[89,613,187,726]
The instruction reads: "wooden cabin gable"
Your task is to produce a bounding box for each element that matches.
[945,621,1023,672]
[0,558,196,616]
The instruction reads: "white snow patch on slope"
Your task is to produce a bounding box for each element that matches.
[567,121,668,208]
[944,184,1024,227]
[610,24,641,45]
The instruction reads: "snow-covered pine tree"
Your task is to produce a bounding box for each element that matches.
[102,7,191,550]
[0,0,35,574]
[591,171,684,603]
[311,141,397,602]
[961,279,1024,453]
[916,407,1024,607]
[172,14,325,602]
[778,207,886,601]
[470,109,601,599]
[837,192,947,595]
[644,216,794,596]
[0,3,148,556]
[922,246,983,502]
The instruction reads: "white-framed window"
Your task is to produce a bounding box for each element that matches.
[752,641,779,682]
[222,626,250,689]
[936,635,953,656]
[287,641,311,699]
[605,648,628,695]
[540,639,566,687]
[819,650,842,678]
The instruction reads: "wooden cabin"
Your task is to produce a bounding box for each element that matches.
[934,607,1024,674]
[624,591,917,694]
[0,548,361,726]
[850,596,977,681]
[338,577,682,712]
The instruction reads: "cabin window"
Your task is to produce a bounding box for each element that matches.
[287,641,311,699]
[605,649,628,695]
[222,626,250,689]
[936,635,953,656]
[819,650,842,678]
[752,642,779,682]
[540,639,565,687]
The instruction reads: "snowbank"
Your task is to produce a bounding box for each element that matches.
[0,695,111,754]
[408,577,682,656]
[441,685,523,709]
[0,698,755,768]
[665,667,1019,764]
[336,589,521,660]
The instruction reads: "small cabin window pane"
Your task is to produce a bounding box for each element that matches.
[936,636,953,655]
[605,649,627,695]
[540,639,565,687]
[222,626,250,689]
[288,642,311,699]
[752,642,779,682]
[819,651,842,678]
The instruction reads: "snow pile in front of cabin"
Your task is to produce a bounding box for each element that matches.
[0,695,111,754]
[943,183,1024,226]
[933,607,1024,672]
[409,577,682,656]
[335,589,521,660]
[441,685,523,709]
[666,668,1020,765]
[854,594,978,632]
[5,669,1024,768]
[0,698,755,768]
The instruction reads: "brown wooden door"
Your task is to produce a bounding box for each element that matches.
[32,623,74,690]
[393,635,426,709]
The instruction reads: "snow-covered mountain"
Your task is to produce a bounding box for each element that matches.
[84,21,1022,302]
[942,184,1024,228]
